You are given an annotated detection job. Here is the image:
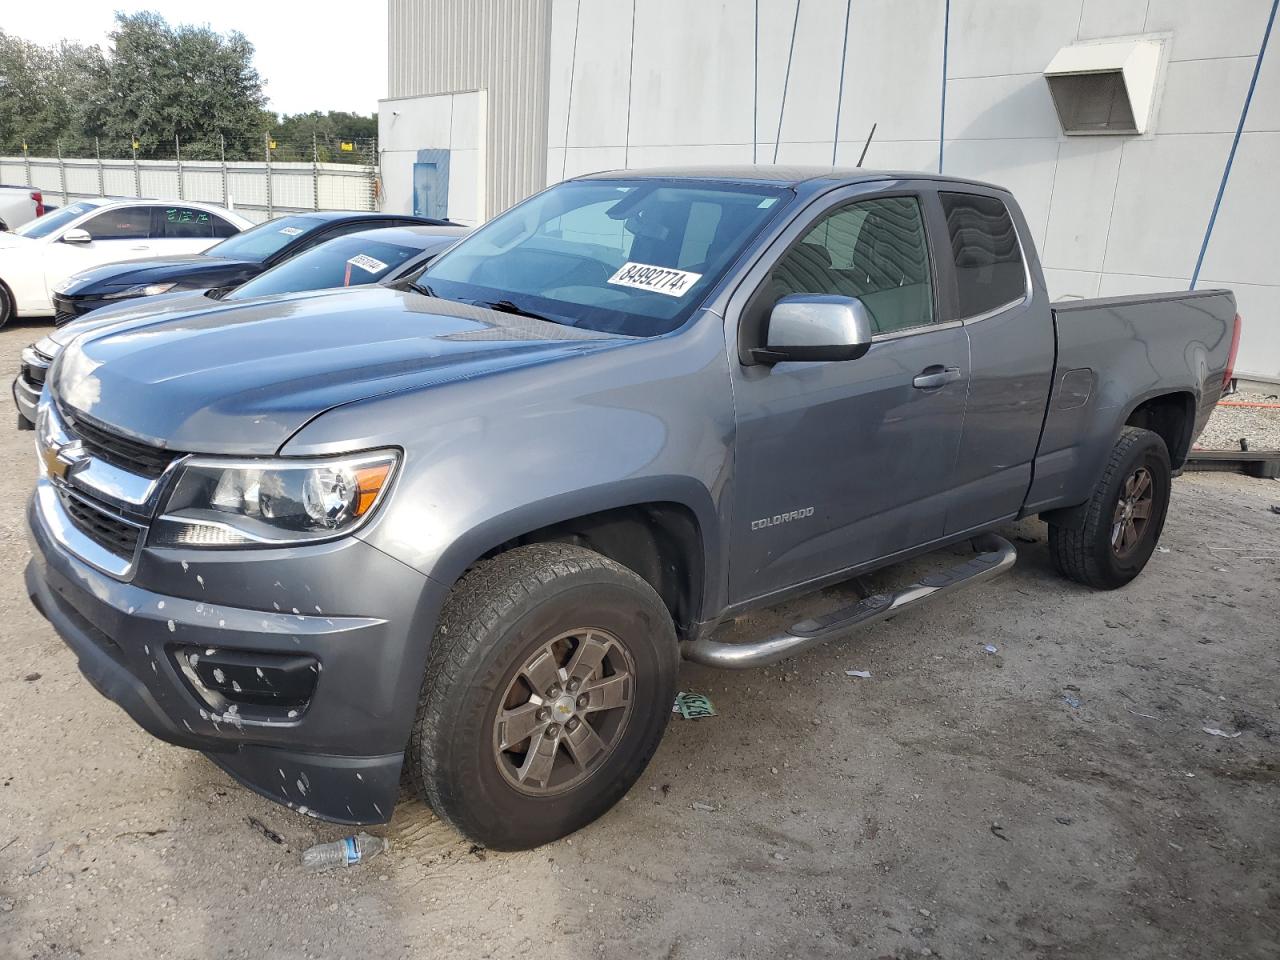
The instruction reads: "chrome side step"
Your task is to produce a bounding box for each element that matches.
[682,534,1018,669]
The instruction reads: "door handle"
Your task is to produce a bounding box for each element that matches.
[129,245,150,251]
[912,366,962,390]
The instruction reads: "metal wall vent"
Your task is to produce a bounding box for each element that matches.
[1044,38,1165,135]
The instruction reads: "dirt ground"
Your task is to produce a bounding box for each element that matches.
[0,316,1277,960]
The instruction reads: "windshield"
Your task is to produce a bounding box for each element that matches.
[15,202,100,239]
[421,179,789,336]
[227,234,426,300]
[203,215,317,262]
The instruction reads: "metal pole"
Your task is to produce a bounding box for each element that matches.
[133,138,141,197]
[264,132,273,219]
[22,141,31,188]
[312,131,320,211]
[56,140,67,205]
[175,134,184,200]
[220,134,229,208]
[95,137,104,197]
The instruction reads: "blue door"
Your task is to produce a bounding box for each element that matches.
[412,149,451,219]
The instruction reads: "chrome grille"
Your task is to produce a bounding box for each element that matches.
[60,407,177,478]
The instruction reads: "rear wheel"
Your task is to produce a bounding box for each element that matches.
[0,282,13,329]
[1048,426,1172,589]
[408,542,679,850]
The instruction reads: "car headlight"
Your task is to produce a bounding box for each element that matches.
[150,450,399,548]
[33,336,61,359]
[102,281,178,300]
[53,275,85,294]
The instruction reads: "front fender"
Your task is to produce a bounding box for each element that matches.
[282,314,736,616]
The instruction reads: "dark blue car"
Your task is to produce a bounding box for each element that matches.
[50,210,456,324]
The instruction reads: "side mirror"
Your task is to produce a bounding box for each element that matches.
[61,228,92,245]
[751,294,873,364]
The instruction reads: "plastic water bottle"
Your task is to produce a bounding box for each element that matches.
[301,832,390,870]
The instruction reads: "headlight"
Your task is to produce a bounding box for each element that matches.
[103,281,178,300]
[150,450,399,548]
[52,275,84,294]
[33,336,61,359]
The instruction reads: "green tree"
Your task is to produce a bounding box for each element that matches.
[265,110,378,163]
[0,31,106,152]
[88,12,267,158]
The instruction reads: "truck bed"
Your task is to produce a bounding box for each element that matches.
[1024,288,1237,515]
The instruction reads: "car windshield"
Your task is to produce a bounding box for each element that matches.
[203,215,318,262]
[14,202,101,239]
[421,179,790,336]
[227,235,426,300]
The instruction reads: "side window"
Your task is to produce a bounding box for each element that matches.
[210,216,240,238]
[767,196,934,334]
[939,192,1026,318]
[81,206,152,241]
[156,206,217,239]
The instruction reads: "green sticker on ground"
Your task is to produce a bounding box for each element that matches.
[673,691,717,720]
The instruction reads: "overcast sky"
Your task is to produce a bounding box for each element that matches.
[4,1,388,116]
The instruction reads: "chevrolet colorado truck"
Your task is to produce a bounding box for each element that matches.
[25,167,1240,850]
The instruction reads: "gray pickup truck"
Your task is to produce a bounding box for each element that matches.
[26,167,1240,850]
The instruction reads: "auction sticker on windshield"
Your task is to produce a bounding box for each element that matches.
[279,226,304,236]
[347,254,388,274]
[607,262,703,298]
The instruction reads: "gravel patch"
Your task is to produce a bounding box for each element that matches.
[1196,389,1280,451]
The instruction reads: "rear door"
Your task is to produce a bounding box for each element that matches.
[726,183,970,603]
[934,190,1055,533]
[151,205,230,254]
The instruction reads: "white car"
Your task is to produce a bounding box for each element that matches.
[0,185,47,232]
[0,197,253,327]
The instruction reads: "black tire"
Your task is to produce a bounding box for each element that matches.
[408,542,679,850]
[1048,426,1172,590]
[0,281,13,329]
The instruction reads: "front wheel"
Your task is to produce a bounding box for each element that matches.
[1048,426,1172,589]
[407,542,679,850]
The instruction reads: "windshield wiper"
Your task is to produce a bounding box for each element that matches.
[403,280,435,297]
[475,299,560,324]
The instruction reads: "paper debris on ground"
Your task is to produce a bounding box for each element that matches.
[983,644,999,654]
[673,691,717,719]
[844,669,872,679]
[1202,726,1243,739]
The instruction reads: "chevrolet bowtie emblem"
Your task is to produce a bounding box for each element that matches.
[41,439,85,482]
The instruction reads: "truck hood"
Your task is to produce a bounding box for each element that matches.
[50,286,624,455]
[62,256,259,294]
[51,291,214,346]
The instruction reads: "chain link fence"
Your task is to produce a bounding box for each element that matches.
[0,134,380,224]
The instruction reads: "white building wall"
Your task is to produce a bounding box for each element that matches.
[378,91,488,225]
[541,0,1280,380]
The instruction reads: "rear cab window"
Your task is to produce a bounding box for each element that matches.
[938,192,1027,318]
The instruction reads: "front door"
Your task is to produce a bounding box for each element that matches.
[727,189,969,604]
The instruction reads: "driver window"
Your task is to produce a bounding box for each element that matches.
[81,206,152,241]
[767,196,934,335]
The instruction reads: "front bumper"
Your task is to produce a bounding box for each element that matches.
[13,373,39,428]
[26,491,448,824]
[51,292,103,325]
